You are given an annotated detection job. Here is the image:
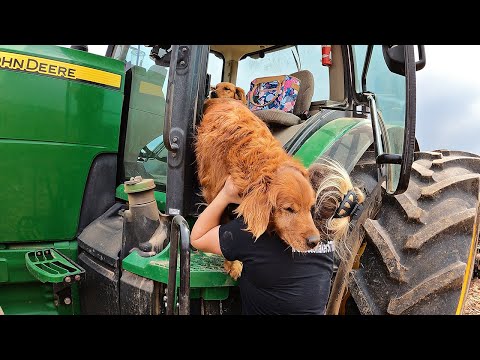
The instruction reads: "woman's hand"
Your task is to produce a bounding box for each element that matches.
[221,176,242,204]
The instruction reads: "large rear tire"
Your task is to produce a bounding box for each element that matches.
[349,150,480,314]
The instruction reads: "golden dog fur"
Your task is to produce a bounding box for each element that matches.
[196,97,320,279]
[210,82,247,105]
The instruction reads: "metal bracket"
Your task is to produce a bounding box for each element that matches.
[376,153,402,165]
[176,46,189,69]
[53,273,82,307]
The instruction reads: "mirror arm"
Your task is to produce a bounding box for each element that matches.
[365,92,384,156]
[365,92,387,180]
[361,46,374,93]
[416,45,426,71]
[377,153,402,164]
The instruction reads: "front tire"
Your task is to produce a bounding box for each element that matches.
[349,150,480,314]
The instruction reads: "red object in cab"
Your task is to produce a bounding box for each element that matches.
[322,45,332,66]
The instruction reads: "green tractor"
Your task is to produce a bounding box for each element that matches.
[0,44,477,315]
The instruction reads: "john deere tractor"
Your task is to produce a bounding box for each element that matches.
[0,44,478,315]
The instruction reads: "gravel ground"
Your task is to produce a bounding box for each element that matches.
[464,278,480,315]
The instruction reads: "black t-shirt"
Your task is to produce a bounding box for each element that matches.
[219,216,334,315]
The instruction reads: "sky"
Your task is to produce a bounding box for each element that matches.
[80,45,480,155]
[415,46,480,154]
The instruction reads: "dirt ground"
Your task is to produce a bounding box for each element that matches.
[464,278,480,314]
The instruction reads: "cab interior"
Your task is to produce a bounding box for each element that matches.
[111,44,349,199]
[209,45,346,145]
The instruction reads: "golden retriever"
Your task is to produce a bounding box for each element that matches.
[196,97,320,279]
[210,82,247,105]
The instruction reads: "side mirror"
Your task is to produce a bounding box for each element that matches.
[148,45,172,66]
[382,45,426,76]
[359,45,420,194]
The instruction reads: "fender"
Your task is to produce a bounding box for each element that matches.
[294,117,374,173]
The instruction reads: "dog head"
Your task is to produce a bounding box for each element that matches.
[237,165,321,251]
[210,82,247,105]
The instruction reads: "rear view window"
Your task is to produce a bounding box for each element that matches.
[236,45,330,101]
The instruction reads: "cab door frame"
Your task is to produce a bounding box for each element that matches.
[163,45,210,216]
[350,45,420,195]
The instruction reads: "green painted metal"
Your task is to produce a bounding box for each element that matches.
[0,241,77,283]
[169,286,229,301]
[0,282,80,315]
[200,287,230,301]
[0,240,80,315]
[0,46,377,314]
[25,248,84,283]
[123,243,236,300]
[116,185,167,212]
[0,45,125,243]
[293,118,367,166]
[1,45,124,74]
[1,283,59,315]
[2,143,113,243]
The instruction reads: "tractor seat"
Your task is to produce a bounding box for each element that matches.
[251,70,314,127]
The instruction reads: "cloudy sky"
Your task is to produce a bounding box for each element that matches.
[83,45,479,155]
[415,46,480,154]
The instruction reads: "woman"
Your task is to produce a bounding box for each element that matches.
[190,159,364,315]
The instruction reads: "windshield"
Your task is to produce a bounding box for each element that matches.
[236,45,330,102]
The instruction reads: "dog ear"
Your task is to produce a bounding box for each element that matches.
[235,87,247,105]
[235,180,273,239]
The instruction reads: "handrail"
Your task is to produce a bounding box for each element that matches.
[166,215,191,315]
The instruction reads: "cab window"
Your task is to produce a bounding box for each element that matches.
[236,45,330,102]
[112,45,222,191]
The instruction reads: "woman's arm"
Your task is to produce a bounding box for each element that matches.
[190,176,241,255]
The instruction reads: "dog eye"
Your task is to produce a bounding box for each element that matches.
[224,88,231,91]
[285,207,296,213]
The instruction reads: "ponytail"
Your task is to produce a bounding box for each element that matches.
[308,158,365,260]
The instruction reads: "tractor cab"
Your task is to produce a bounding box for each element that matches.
[0,44,433,315]
[80,45,419,314]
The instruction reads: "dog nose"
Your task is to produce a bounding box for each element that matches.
[211,91,218,98]
[307,235,320,248]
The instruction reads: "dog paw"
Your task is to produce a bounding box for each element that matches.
[224,260,243,281]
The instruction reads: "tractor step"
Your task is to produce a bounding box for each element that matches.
[25,248,85,284]
[123,244,237,301]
